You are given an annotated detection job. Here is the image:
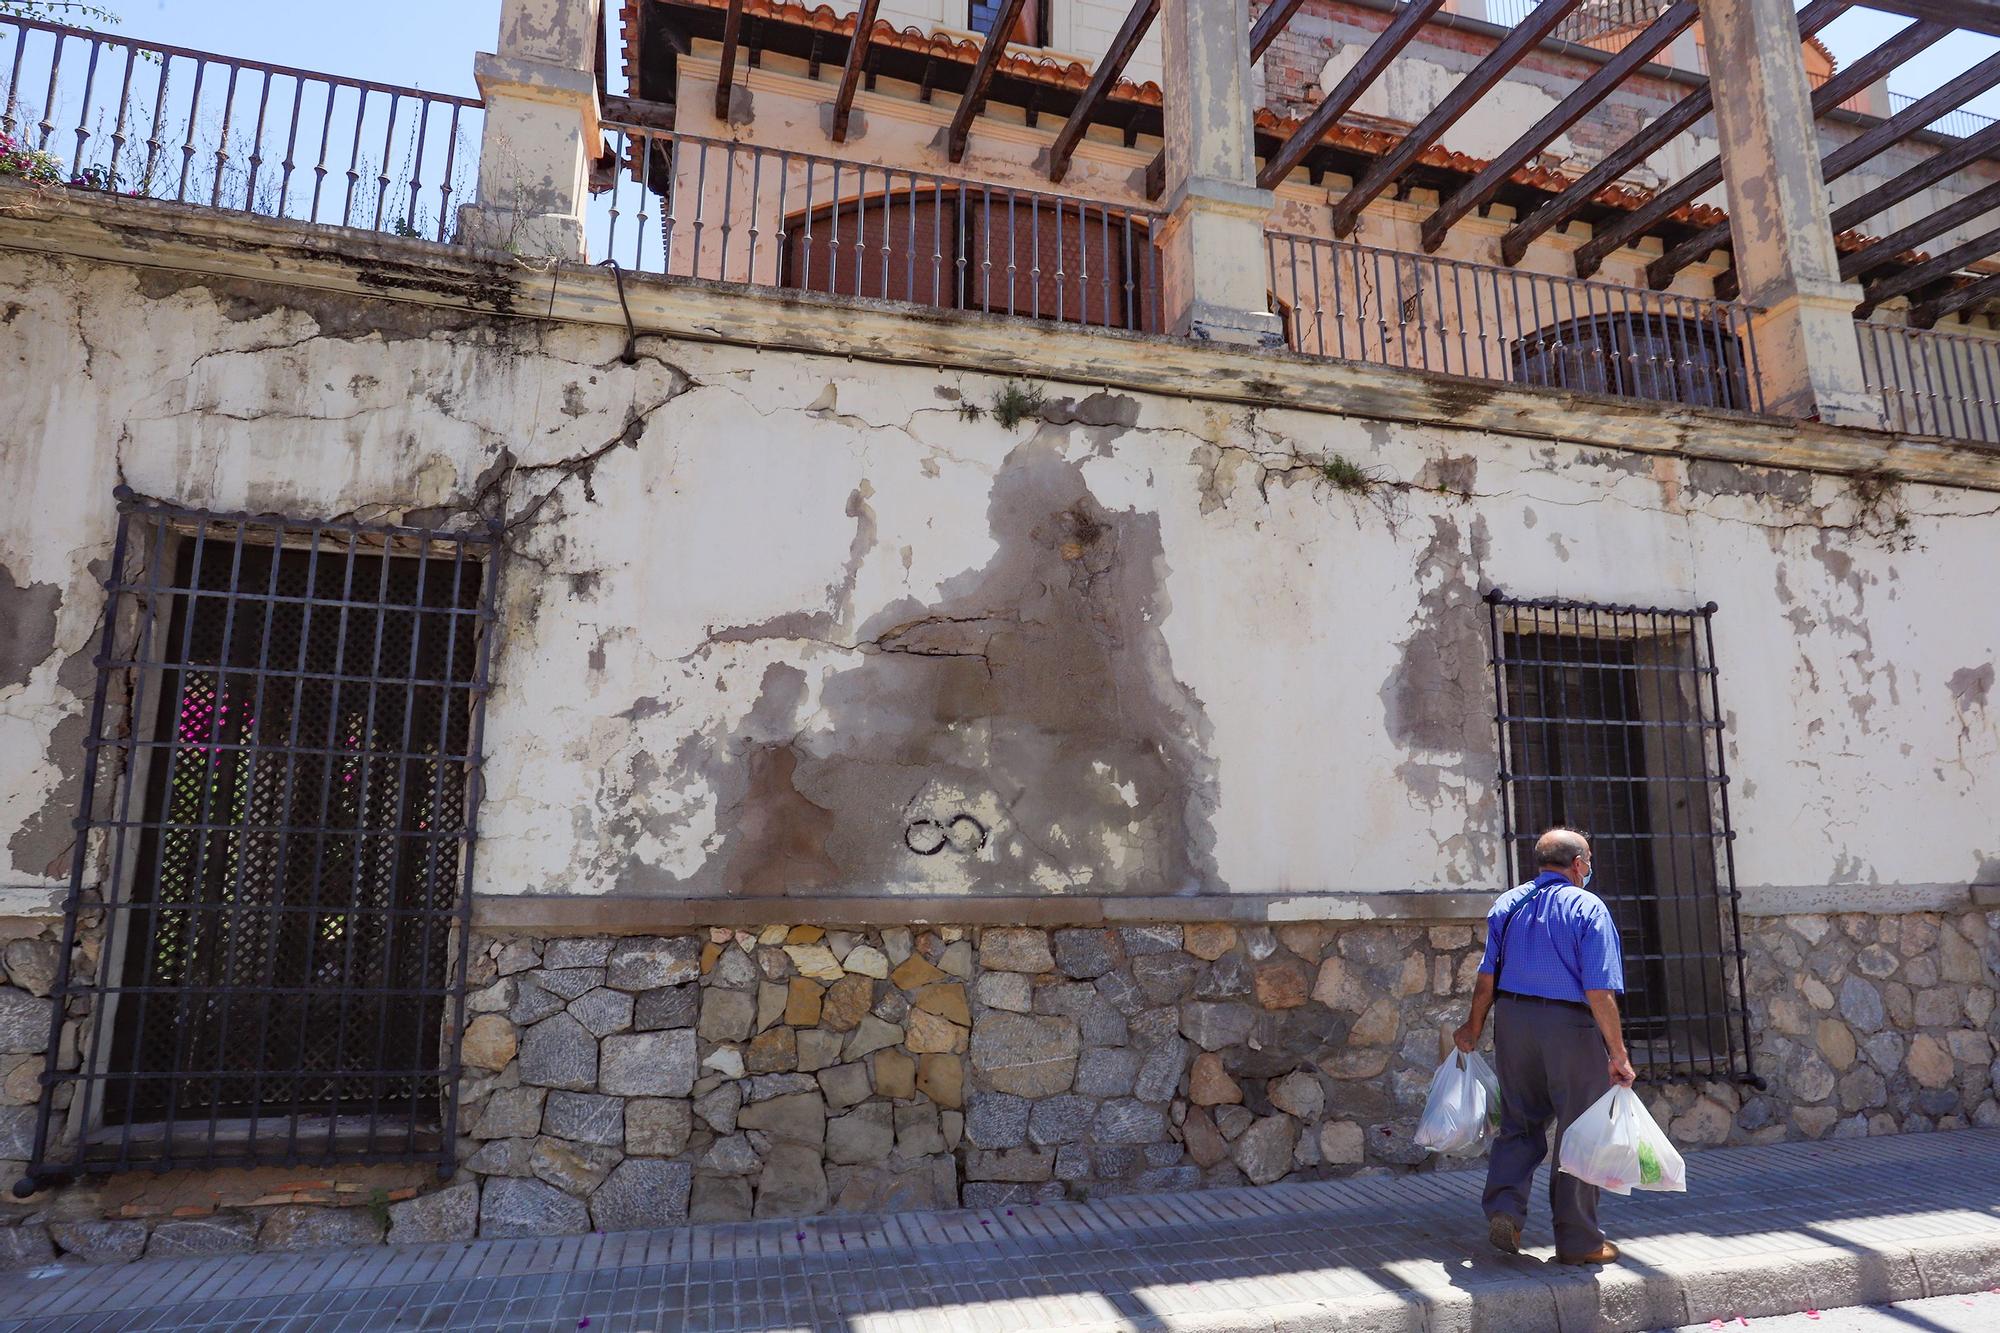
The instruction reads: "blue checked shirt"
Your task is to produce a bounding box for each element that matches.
[1477,870,1625,1003]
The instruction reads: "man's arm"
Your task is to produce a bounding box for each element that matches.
[1453,972,1496,1053]
[1584,988,1637,1086]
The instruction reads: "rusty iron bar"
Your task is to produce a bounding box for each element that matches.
[598,121,1163,335]
[1265,228,1762,414]
[0,15,480,241]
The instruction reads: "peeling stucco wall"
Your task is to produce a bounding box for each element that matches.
[2,247,1998,915]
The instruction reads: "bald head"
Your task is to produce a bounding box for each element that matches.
[1534,827,1591,876]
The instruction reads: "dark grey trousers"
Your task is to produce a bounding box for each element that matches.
[1481,994,1612,1255]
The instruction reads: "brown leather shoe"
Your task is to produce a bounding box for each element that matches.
[1557,1241,1621,1266]
[1486,1214,1521,1254]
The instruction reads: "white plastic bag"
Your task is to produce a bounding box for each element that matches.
[1557,1086,1686,1195]
[1413,1050,1501,1157]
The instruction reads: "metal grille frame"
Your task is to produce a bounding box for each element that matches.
[17,490,499,1192]
[1483,589,1757,1086]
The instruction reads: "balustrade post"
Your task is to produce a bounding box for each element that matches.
[1703,0,1885,428]
[1157,0,1283,345]
[458,0,603,260]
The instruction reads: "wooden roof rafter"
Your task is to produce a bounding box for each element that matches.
[1841,179,2000,282]
[1254,0,1448,193]
[1326,0,1588,237]
[1571,14,1946,281]
[1497,0,1849,268]
[1653,50,2000,288]
[713,0,746,118]
[1420,0,1698,253]
[946,0,1029,162]
[829,0,882,142]
[1048,0,1159,183]
[1857,224,2000,317]
[1864,0,2000,41]
[1912,269,2000,327]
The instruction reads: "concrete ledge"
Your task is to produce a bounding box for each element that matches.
[472,890,1498,933]
[2,185,1998,493]
[1737,881,1988,916]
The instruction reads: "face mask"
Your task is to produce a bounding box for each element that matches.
[1583,870,1594,890]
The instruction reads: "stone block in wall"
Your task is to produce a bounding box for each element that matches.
[146,1215,256,1259]
[256,1205,386,1252]
[600,1030,696,1097]
[0,989,52,1053]
[47,1219,147,1264]
[591,1158,692,1232]
[480,1177,588,1238]
[754,1143,828,1217]
[385,1180,479,1245]
[0,1224,54,1267]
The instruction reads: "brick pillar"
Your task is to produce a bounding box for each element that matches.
[1158,0,1283,345]
[459,0,604,261]
[1703,0,1885,429]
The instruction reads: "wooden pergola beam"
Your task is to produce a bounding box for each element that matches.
[1048,0,1159,183]
[1327,0,1586,237]
[947,0,1029,162]
[830,0,881,143]
[1650,50,2000,288]
[713,0,745,120]
[1255,0,1447,193]
[1573,15,1946,280]
[1831,121,2000,235]
[1142,0,1307,199]
[1248,0,1308,58]
[1864,0,2000,40]
[1859,224,2000,315]
[1498,0,1847,268]
[1841,180,2000,282]
[1421,0,1697,254]
[1911,269,2000,328]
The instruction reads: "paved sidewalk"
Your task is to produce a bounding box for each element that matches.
[4,1129,1999,1332]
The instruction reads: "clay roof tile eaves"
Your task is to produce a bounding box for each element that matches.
[655,0,1162,102]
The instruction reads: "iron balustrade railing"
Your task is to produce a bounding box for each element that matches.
[1886,91,1998,142]
[0,17,481,240]
[591,123,1166,333]
[1267,230,1764,412]
[1857,320,2000,444]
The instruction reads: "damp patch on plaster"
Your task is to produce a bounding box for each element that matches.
[1377,515,1499,883]
[0,559,62,693]
[632,439,1219,898]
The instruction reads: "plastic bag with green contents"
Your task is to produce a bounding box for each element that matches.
[1414,1050,1502,1157]
[1558,1086,1686,1195]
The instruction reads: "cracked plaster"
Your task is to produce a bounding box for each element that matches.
[0,249,1997,911]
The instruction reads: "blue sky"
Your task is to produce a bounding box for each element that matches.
[78,1,2000,135]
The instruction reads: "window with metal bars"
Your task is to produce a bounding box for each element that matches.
[777,188,1155,331]
[1510,311,1752,410]
[18,493,497,1190]
[1483,591,1757,1084]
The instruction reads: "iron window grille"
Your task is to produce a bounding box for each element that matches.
[17,491,498,1193]
[1484,590,1757,1084]
[1510,310,1753,411]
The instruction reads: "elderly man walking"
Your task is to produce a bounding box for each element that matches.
[1454,826,1637,1266]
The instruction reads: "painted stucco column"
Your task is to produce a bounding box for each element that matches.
[1702,0,1885,429]
[1158,0,1283,345]
[459,0,603,261]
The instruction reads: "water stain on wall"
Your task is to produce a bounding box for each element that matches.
[684,438,1220,897]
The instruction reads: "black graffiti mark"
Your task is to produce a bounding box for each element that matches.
[903,813,990,857]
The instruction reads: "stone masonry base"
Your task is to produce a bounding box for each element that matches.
[1,909,1995,1264]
